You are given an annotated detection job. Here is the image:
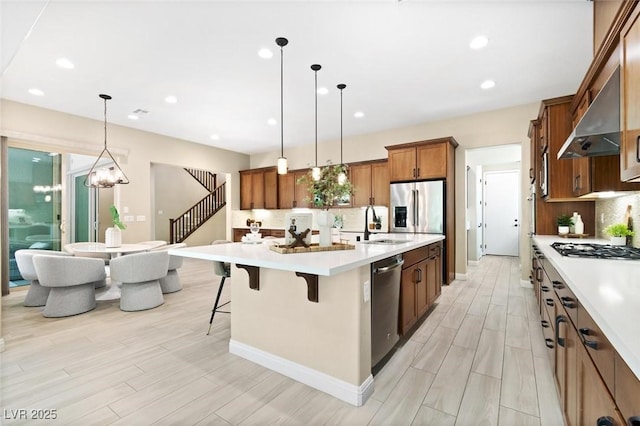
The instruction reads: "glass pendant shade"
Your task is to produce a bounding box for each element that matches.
[84,94,129,188]
[277,157,288,175]
[312,166,321,181]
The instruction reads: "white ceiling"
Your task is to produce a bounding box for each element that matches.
[1,0,593,155]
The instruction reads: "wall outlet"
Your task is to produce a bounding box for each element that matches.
[136,215,146,222]
[124,215,134,222]
[363,280,370,303]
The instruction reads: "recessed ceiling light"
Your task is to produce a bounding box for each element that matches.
[55,57,74,69]
[470,35,489,50]
[354,111,365,118]
[258,48,273,59]
[317,87,329,95]
[480,80,495,90]
[28,88,44,96]
[210,134,220,140]
[127,114,139,120]
[267,118,277,126]
[165,95,177,104]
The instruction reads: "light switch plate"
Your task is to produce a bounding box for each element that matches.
[124,215,134,222]
[363,280,370,303]
[136,215,146,222]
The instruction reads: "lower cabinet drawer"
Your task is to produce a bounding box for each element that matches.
[615,353,640,423]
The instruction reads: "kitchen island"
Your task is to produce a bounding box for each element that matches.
[170,233,444,406]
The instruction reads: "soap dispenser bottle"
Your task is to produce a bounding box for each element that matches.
[574,214,584,235]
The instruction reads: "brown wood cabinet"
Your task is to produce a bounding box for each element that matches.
[528,119,540,184]
[278,169,312,209]
[240,167,278,210]
[399,242,442,335]
[536,251,638,426]
[621,3,640,182]
[573,156,640,197]
[387,141,449,182]
[232,227,286,242]
[350,160,389,207]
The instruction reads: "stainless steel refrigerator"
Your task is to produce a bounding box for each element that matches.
[390,180,445,234]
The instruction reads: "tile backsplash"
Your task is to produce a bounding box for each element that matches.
[595,192,640,247]
[232,206,389,234]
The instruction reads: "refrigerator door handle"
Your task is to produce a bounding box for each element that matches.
[413,189,419,227]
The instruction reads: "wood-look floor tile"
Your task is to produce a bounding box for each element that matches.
[507,295,526,317]
[455,372,501,426]
[66,406,121,426]
[498,406,541,426]
[471,329,505,379]
[411,326,458,373]
[439,303,469,330]
[369,367,435,425]
[467,293,491,316]
[423,345,475,415]
[505,314,531,350]
[528,319,548,359]
[412,406,456,426]
[452,314,484,350]
[484,304,507,331]
[372,339,423,402]
[533,355,565,426]
[500,346,539,417]
[410,310,445,344]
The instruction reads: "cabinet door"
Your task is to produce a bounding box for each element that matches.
[577,343,626,426]
[251,171,265,209]
[294,170,311,208]
[621,5,640,182]
[350,164,372,207]
[278,172,295,209]
[540,107,549,154]
[263,169,278,209]
[572,157,591,197]
[400,267,418,334]
[426,254,438,306]
[233,228,246,242]
[417,143,447,179]
[614,353,640,422]
[556,312,578,426]
[240,171,253,210]
[529,120,540,184]
[416,260,429,318]
[388,147,417,182]
[371,161,390,206]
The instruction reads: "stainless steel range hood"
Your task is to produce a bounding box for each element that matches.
[557,66,620,160]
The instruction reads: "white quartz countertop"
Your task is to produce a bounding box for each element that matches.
[533,235,640,379]
[169,233,444,276]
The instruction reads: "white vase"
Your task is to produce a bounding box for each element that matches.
[610,236,626,246]
[558,226,570,235]
[105,227,122,248]
[317,210,335,247]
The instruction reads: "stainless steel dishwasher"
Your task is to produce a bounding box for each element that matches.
[371,254,404,368]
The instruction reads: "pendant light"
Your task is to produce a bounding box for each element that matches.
[84,94,130,188]
[276,37,288,175]
[337,83,347,185]
[311,64,322,181]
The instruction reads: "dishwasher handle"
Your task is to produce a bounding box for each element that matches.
[374,259,405,274]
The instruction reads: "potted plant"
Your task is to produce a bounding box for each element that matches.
[557,214,573,235]
[298,162,354,246]
[604,223,634,246]
[105,205,126,248]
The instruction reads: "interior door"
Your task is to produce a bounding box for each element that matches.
[483,170,520,256]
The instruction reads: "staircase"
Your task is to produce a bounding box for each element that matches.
[169,169,226,244]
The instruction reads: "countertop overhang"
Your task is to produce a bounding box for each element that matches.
[533,235,640,379]
[169,233,444,276]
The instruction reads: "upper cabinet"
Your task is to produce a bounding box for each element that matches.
[240,167,278,210]
[621,3,640,182]
[528,119,540,184]
[277,169,311,209]
[350,160,389,207]
[387,137,456,182]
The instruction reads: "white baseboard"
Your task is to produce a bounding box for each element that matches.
[229,339,374,407]
[520,279,533,288]
[455,273,468,281]
[468,260,480,266]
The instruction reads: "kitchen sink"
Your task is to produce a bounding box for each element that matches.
[362,239,409,245]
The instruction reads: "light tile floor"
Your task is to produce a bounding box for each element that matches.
[0,255,564,425]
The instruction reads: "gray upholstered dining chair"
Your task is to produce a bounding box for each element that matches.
[208,240,232,335]
[32,254,106,317]
[15,249,71,307]
[151,243,187,293]
[110,251,169,311]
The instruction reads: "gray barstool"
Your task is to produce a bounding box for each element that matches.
[208,240,232,334]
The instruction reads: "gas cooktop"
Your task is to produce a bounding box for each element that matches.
[551,242,640,260]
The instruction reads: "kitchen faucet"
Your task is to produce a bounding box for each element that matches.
[364,205,378,241]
